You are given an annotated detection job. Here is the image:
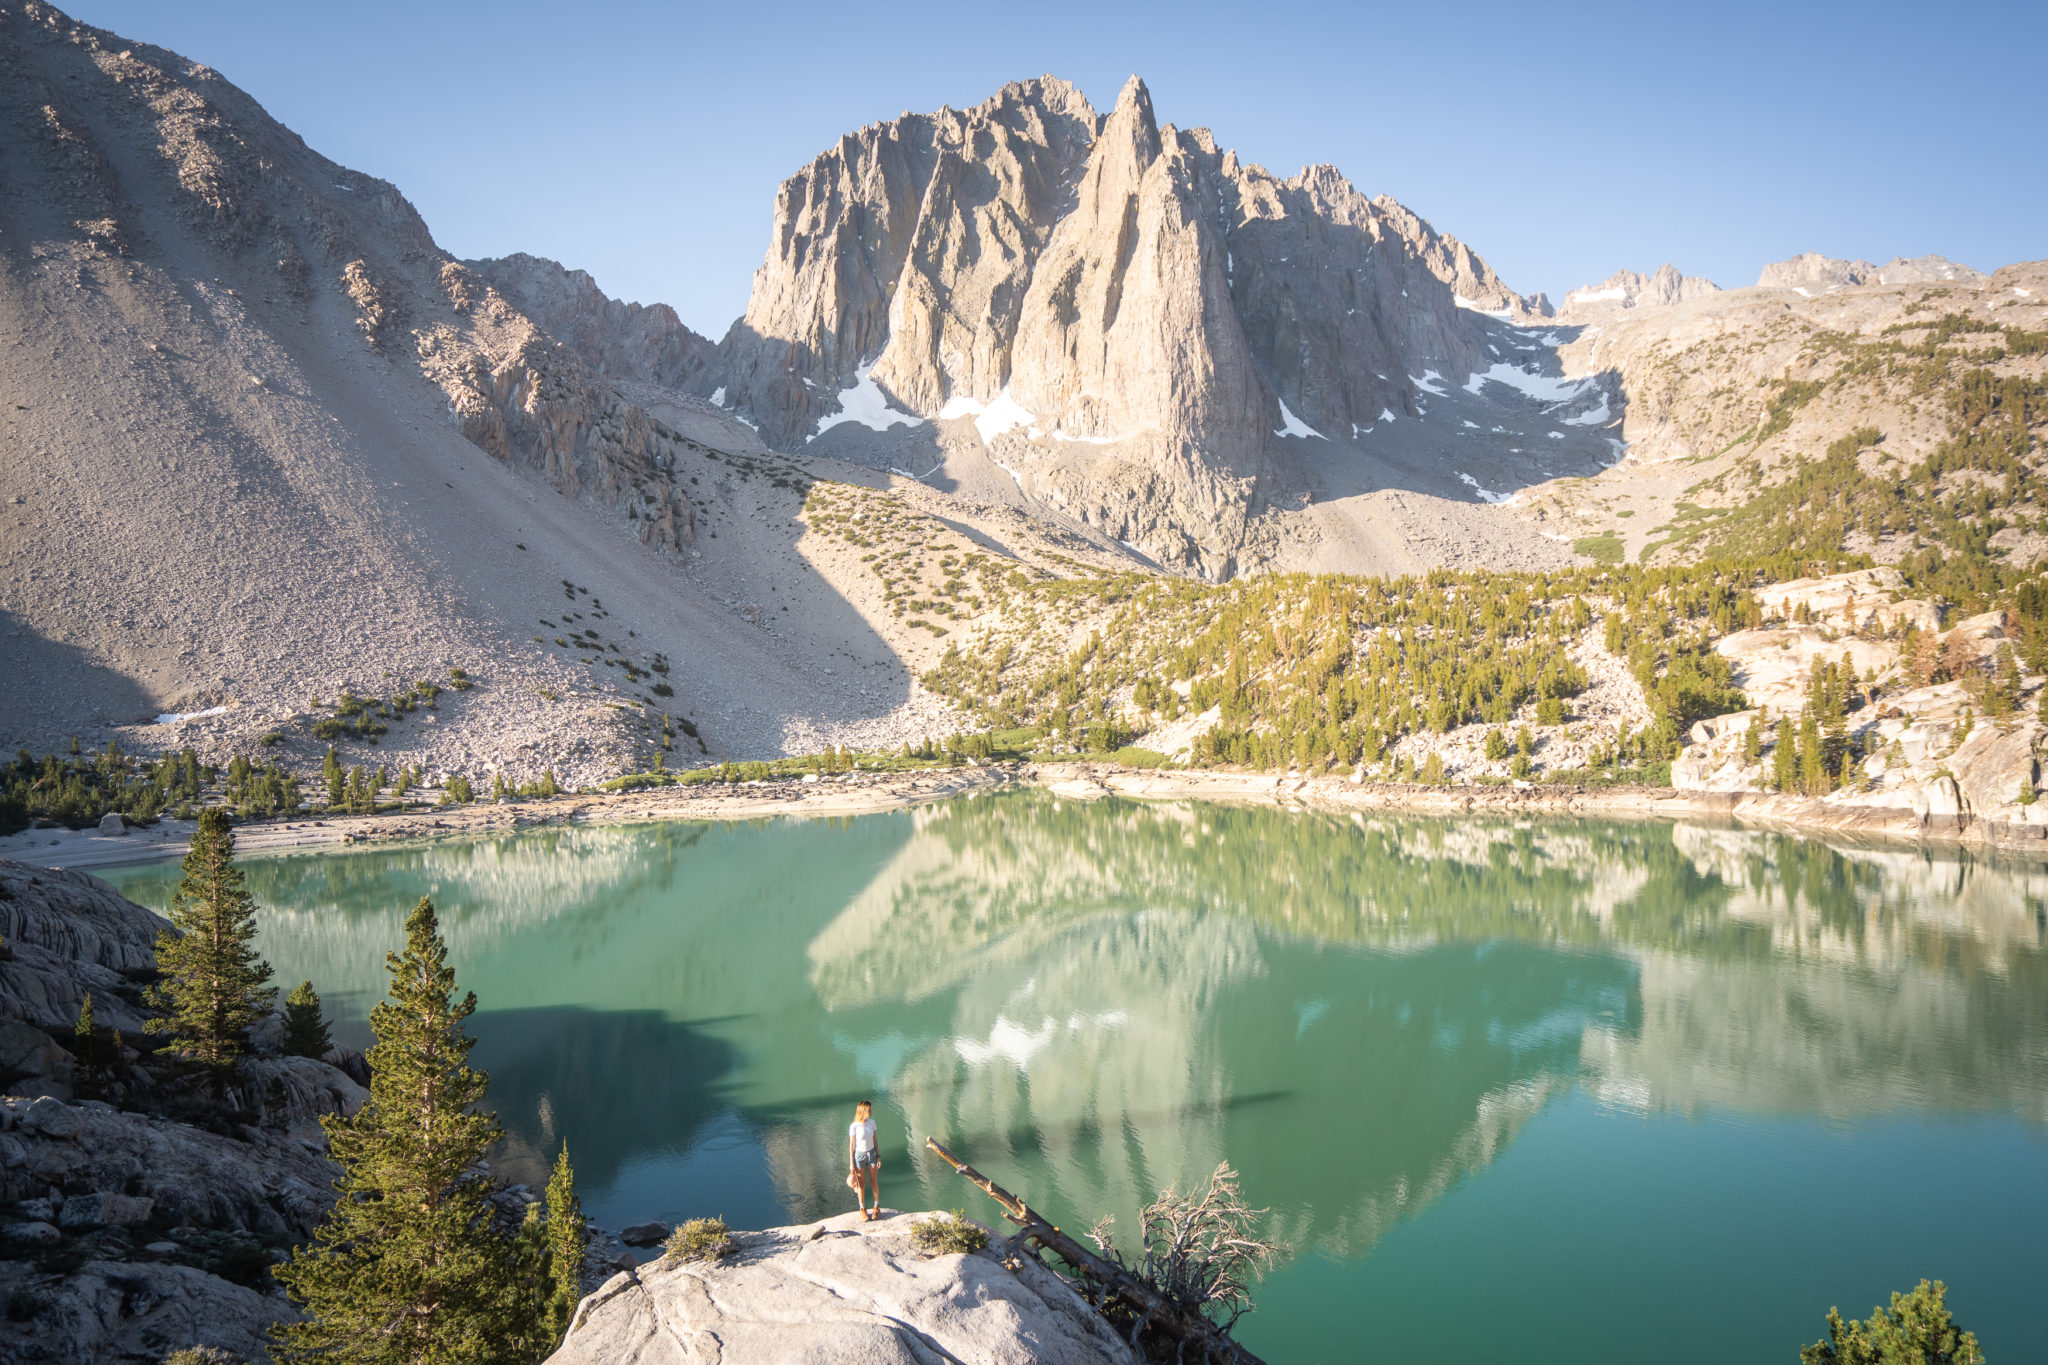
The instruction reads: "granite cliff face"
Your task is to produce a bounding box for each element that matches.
[711,75,1557,576]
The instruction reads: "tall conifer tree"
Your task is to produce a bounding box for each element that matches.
[543,1143,587,1346]
[74,992,107,1100]
[273,897,522,1365]
[146,808,275,1096]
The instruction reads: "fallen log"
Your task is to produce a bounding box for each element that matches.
[924,1137,1269,1365]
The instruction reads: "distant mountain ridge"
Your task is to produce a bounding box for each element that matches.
[1559,264,1720,319]
[1757,250,1986,292]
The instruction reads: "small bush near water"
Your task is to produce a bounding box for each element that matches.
[909,1210,989,1257]
[661,1217,735,1267]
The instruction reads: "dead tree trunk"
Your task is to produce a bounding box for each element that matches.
[924,1137,1269,1365]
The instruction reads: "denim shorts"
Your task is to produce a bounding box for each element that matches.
[854,1150,879,1171]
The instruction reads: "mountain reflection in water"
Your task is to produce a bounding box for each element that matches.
[104,792,2048,1348]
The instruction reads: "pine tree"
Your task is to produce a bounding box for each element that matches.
[281,980,333,1060]
[542,1143,587,1346]
[146,808,276,1097]
[324,748,345,808]
[74,992,107,1100]
[1773,717,1799,792]
[1799,715,1828,795]
[272,897,525,1365]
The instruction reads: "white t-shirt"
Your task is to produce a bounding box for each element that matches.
[850,1117,876,1157]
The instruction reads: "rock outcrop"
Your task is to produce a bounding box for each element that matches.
[550,1210,1135,1365]
[1,860,167,1040]
[1559,263,1720,318]
[0,858,373,1363]
[1668,571,2048,838]
[709,73,1551,575]
[468,252,719,392]
[1757,251,1986,291]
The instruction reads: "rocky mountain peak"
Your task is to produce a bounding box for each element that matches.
[705,73,1591,575]
[1560,263,1719,318]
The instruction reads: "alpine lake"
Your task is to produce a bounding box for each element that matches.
[103,791,2048,1363]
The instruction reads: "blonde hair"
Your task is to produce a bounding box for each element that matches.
[854,1100,873,1119]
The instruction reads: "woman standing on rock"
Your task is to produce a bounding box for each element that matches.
[847,1099,881,1220]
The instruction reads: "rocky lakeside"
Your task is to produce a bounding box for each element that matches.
[553,1211,1135,1365]
[0,851,1136,1365]
[8,746,2048,888]
[0,859,644,1363]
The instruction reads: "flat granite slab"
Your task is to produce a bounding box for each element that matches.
[549,1210,1135,1365]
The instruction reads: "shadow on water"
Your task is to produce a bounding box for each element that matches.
[472,1005,740,1195]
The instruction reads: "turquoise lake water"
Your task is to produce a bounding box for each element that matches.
[102,793,2048,1362]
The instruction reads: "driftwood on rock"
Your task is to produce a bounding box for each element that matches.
[926,1137,1270,1365]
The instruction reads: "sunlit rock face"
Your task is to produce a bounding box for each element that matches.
[714,76,1540,576]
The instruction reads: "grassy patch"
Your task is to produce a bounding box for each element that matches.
[599,772,676,792]
[1572,533,1625,564]
[909,1210,989,1257]
[661,1217,735,1266]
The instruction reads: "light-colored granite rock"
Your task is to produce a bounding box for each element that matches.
[549,1210,1135,1365]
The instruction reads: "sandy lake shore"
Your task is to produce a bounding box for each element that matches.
[6,761,2047,874]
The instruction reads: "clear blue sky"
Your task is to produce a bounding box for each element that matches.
[66,0,2046,336]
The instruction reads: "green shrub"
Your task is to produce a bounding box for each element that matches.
[1573,533,1625,565]
[661,1217,735,1267]
[908,1210,989,1257]
[1801,1279,1980,1365]
[1536,697,1566,726]
[599,772,676,792]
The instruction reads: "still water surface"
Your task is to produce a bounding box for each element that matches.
[104,793,2048,1363]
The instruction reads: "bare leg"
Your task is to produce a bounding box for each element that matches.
[870,1165,881,1219]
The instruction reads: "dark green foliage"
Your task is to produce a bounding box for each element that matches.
[272,898,531,1365]
[1800,1279,1983,1365]
[441,774,475,805]
[0,742,207,834]
[281,980,332,1060]
[541,1144,586,1346]
[145,810,276,1094]
[73,993,109,1101]
[223,754,303,817]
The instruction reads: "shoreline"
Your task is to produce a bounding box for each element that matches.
[7,760,2046,873]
